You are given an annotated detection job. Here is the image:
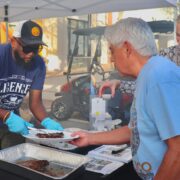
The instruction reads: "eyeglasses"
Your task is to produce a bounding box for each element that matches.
[15,38,43,55]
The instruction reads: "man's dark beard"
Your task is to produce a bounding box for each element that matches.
[14,51,34,69]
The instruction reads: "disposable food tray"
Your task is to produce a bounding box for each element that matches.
[0,143,89,180]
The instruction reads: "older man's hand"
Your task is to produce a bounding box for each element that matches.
[70,131,94,147]
[98,79,121,97]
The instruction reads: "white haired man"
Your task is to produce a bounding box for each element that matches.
[99,15,180,97]
[71,17,180,180]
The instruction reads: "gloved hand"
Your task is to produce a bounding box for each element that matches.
[5,112,34,135]
[41,117,64,131]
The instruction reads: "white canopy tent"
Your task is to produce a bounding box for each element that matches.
[0,0,177,42]
[0,0,177,23]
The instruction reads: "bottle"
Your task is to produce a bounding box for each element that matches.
[92,110,106,131]
[102,95,112,131]
[90,82,96,96]
[89,113,96,130]
[89,82,97,130]
[104,112,112,131]
[89,82,107,131]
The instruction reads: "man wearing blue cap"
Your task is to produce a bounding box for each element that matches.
[0,20,64,149]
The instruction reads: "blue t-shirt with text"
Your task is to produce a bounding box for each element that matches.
[0,43,46,112]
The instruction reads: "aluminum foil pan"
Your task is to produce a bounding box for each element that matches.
[0,143,89,180]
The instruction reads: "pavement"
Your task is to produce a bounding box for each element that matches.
[20,74,89,130]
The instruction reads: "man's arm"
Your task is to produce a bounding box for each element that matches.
[90,125,131,145]
[29,90,48,121]
[0,108,10,123]
[29,90,64,130]
[0,108,33,135]
[71,125,131,147]
[154,136,180,180]
[99,79,136,97]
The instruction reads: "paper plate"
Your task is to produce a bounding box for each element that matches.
[24,128,79,144]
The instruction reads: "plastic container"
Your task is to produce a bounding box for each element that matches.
[104,112,113,131]
[89,83,113,131]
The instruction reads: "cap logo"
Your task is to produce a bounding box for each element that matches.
[31,26,40,37]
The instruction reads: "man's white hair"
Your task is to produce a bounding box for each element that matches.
[105,17,158,56]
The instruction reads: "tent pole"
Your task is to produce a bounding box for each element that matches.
[5,22,8,43]
[4,5,9,43]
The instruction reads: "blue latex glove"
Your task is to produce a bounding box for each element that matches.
[41,117,64,131]
[5,112,34,135]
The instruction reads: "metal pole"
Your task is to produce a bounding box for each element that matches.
[173,0,180,43]
[4,5,9,43]
[177,0,180,14]
[5,22,8,42]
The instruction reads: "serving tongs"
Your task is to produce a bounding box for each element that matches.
[111,144,129,154]
[28,127,50,134]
